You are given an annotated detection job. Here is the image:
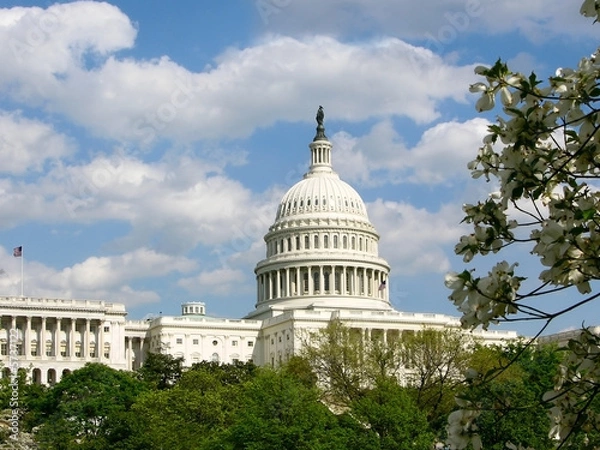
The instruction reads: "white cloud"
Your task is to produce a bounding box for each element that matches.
[178,267,249,297]
[368,199,466,275]
[333,118,489,186]
[0,110,74,174]
[0,4,481,144]
[0,246,195,307]
[258,0,595,43]
[0,151,276,255]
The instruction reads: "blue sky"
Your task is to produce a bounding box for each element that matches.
[0,1,597,336]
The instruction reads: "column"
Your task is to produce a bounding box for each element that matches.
[55,318,62,360]
[308,266,313,295]
[84,319,90,359]
[319,266,324,293]
[275,270,281,298]
[267,272,272,300]
[25,316,31,357]
[127,337,133,371]
[257,275,261,302]
[353,267,358,296]
[341,267,346,296]
[295,268,300,296]
[10,316,16,357]
[285,268,290,297]
[41,317,47,360]
[139,338,145,367]
[99,321,105,361]
[70,319,76,358]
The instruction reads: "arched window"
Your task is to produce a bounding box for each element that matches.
[333,235,338,248]
[296,236,300,250]
[313,272,320,292]
[324,271,330,292]
[287,238,292,252]
[314,235,319,249]
[324,235,329,248]
[351,236,356,250]
[343,235,348,249]
[305,235,310,249]
[303,272,309,293]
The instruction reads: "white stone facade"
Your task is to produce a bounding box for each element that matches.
[0,112,519,383]
[0,296,127,384]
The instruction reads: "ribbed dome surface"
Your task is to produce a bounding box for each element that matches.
[276,172,368,221]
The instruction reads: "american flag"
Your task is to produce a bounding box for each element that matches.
[13,246,22,257]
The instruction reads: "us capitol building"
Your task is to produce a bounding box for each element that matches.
[0,109,517,384]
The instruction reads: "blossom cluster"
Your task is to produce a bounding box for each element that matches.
[543,328,600,446]
[446,1,600,448]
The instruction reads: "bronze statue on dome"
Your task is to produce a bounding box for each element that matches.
[316,105,324,126]
[314,105,327,141]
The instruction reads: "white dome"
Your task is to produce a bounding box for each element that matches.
[275,172,368,222]
[247,109,392,320]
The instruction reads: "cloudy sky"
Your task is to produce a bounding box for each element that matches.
[0,0,597,335]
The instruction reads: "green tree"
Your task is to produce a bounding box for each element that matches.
[458,343,561,450]
[350,378,434,450]
[35,363,146,450]
[223,368,344,450]
[136,351,184,389]
[445,2,600,447]
[127,362,255,450]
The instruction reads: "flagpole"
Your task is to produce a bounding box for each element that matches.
[20,248,24,297]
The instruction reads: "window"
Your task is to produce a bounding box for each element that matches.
[271,338,274,345]
[232,340,238,347]
[248,341,254,347]
[324,271,330,291]
[176,338,183,345]
[324,235,329,248]
[212,340,218,346]
[193,339,199,345]
[287,238,291,251]
[314,235,319,248]
[278,336,282,343]
[305,235,309,249]
[103,326,110,332]
[333,235,338,248]
[295,236,300,250]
